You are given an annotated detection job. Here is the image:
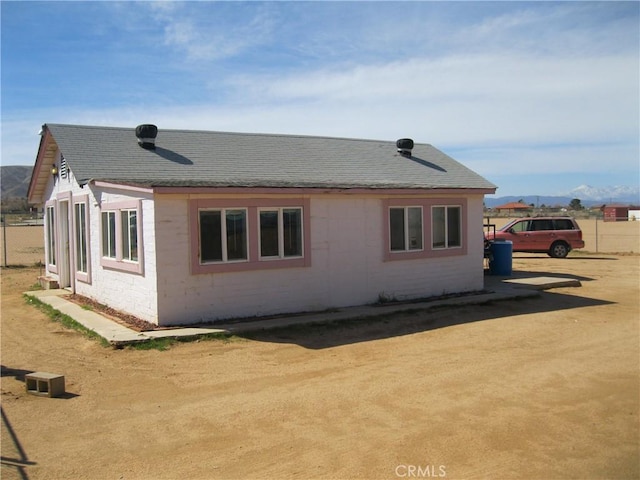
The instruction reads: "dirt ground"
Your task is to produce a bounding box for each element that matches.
[1,254,639,480]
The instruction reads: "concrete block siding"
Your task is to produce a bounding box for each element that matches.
[43,165,160,323]
[43,163,485,326]
[154,193,485,326]
[72,186,158,323]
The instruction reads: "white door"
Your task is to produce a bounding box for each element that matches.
[58,200,73,290]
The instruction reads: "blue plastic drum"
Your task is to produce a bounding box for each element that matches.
[489,240,513,276]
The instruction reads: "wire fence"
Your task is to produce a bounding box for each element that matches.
[486,216,640,254]
[1,213,638,267]
[1,216,45,267]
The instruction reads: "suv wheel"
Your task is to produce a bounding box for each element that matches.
[549,241,569,258]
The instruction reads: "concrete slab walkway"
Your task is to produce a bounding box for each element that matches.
[25,274,580,347]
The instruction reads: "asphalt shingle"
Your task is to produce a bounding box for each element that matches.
[45,124,496,191]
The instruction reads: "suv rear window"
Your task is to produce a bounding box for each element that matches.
[553,219,575,230]
[531,219,554,231]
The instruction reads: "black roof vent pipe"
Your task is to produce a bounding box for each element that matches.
[136,124,158,150]
[396,138,414,156]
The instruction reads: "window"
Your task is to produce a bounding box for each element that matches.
[46,205,56,266]
[190,198,311,274]
[384,199,467,261]
[389,207,423,252]
[101,211,116,259]
[509,220,529,233]
[100,200,143,274]
[199,209,248,263]
[553,219,575,230]
[121,210,138,262]
[75,202,88,273]
[432,206,461,249]
[259,207,303,259]
[531,219,553,231]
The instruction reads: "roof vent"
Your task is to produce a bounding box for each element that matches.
[135,124,158,150]
[396,138,414,156]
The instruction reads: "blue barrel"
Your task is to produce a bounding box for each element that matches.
[489,240,513,276]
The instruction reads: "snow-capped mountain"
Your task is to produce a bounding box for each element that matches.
[564,185,640,203]
[484,185,639,208]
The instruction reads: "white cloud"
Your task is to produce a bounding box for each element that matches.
[2,0,638,192]
[146,2,277,62]
[455,143,640,177]
[221,51,638,148]
[4,45,638,176]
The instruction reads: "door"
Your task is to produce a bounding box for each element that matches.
[57,200,73,290]
[528,219,555,251]
[504,219,534,251]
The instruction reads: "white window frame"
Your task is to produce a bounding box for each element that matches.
[389,206,423,253]
[190,198,311,275]
[45,203,57,270]
[198,208,249,264]
[121,209,139,262]
[101,211,117,259]
[431,205,462,250]
[100,200,144,274]
[73,197,91,283]
[258,207,304,260]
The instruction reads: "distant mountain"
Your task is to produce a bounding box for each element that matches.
[484,195,574,208]
[485,185,640,208]
[1,165,32,199]
[564,184,640,203]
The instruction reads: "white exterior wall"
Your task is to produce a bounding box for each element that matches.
[41,155,159,323]
[76,186,158,323]
[154,193,486,326]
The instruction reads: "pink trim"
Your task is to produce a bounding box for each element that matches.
[56,192,73,290]
[154,186,496,196]
[45,200,58,274]
[99,200,144,275]
[189,198,311,275]
[100,199,141,211]
[92,181,154,194]
[382,198,468,262]
[73,195,92,285]
[101,258,144,274]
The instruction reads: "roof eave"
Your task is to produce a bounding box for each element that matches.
[27,125,57,205]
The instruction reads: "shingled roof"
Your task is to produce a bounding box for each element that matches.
[33,123,496,193]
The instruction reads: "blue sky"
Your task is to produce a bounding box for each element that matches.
[2,1,638,197]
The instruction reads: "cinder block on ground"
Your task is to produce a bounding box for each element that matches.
[37,276,59,290]
[25,372,65,398]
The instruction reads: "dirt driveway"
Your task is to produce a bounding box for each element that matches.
[2,254,639,480]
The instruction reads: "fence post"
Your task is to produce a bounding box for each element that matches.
[595,216,598,253]
[2,215,7,267]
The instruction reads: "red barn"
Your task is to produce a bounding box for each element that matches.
[603,204,630,222]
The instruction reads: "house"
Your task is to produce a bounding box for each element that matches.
[602,204,638,222]
[28,124,497,326]
[493,201,532,215]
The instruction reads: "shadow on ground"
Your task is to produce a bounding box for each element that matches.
[241,291,613,350]
[507,270,595,282]
[1,406,36,480]
[513,255,619,262]
[0,367,32,382]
